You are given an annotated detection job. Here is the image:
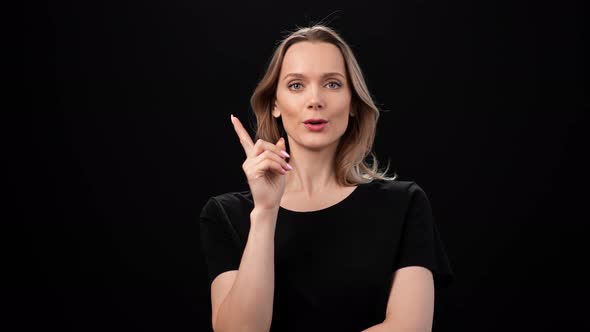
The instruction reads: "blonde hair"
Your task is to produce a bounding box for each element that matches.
[250,24,397,186]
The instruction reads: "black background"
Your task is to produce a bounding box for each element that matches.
[12,1,587,331]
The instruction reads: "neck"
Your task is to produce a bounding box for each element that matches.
[284,138,341,197]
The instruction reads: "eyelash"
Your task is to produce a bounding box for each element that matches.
[287,81,342,90]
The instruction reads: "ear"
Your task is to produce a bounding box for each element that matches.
[272,104,280,118]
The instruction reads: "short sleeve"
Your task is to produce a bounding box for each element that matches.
[199,197,242,288]
[394,183,454,289]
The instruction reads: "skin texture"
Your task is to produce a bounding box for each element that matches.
[272,41,354,202]
[377,266,435,332]
[231,114,290,210]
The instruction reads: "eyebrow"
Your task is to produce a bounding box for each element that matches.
[282,72,346,81]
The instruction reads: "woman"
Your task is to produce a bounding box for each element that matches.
[200,24,453,332]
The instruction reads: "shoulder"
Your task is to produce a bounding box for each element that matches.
[364,179,424,199]
[368,179,417,192]
[210,189,253,209]
[200,189,254,221]
[359,179,431,214]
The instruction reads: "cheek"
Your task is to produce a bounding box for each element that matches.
[329,91,351,108]
[282,93,302,107]
[335,99,352,127]
[338,114,351,129]
[277,90,298,109]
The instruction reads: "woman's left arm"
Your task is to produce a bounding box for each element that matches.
[361,266,435,332]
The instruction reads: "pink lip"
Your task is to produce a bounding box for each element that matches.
[304,122,328,131]
[304,118,328,124]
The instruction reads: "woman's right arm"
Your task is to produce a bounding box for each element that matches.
[212,114,290,331]
[213,207,278,332]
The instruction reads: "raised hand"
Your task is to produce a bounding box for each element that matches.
[230,114,292,211]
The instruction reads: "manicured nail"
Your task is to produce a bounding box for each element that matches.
[285,163,293,170]
[280,150,290,158]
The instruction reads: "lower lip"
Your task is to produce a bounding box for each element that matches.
[304,122,328,131]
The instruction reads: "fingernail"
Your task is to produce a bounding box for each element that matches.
[285,163,293,170]
[280,150,290,158]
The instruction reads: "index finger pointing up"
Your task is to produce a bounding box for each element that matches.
[230,114,255,157]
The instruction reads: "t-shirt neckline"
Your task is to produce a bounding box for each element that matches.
[278,183,364,215]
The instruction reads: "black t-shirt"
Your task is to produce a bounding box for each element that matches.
[199,179,454,331]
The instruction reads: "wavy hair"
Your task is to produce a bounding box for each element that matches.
[250,24,397,186]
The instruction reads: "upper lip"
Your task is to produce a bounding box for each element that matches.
[303,118,328,124]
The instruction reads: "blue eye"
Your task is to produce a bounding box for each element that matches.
[326,81,342,89]
[288,81,342,90]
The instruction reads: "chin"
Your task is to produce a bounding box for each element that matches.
[300,136,341,150]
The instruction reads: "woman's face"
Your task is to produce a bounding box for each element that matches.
[274,41,352,151]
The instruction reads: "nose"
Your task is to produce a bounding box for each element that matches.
[306,86,324,110]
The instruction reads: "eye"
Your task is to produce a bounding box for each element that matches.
[288,82,303,90]
[326,81,342,89]
[287,81,342,91]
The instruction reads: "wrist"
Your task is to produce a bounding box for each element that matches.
[252,205,279,214]
[250,206,279,223]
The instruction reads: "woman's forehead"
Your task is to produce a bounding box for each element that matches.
[280,42,346,78]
